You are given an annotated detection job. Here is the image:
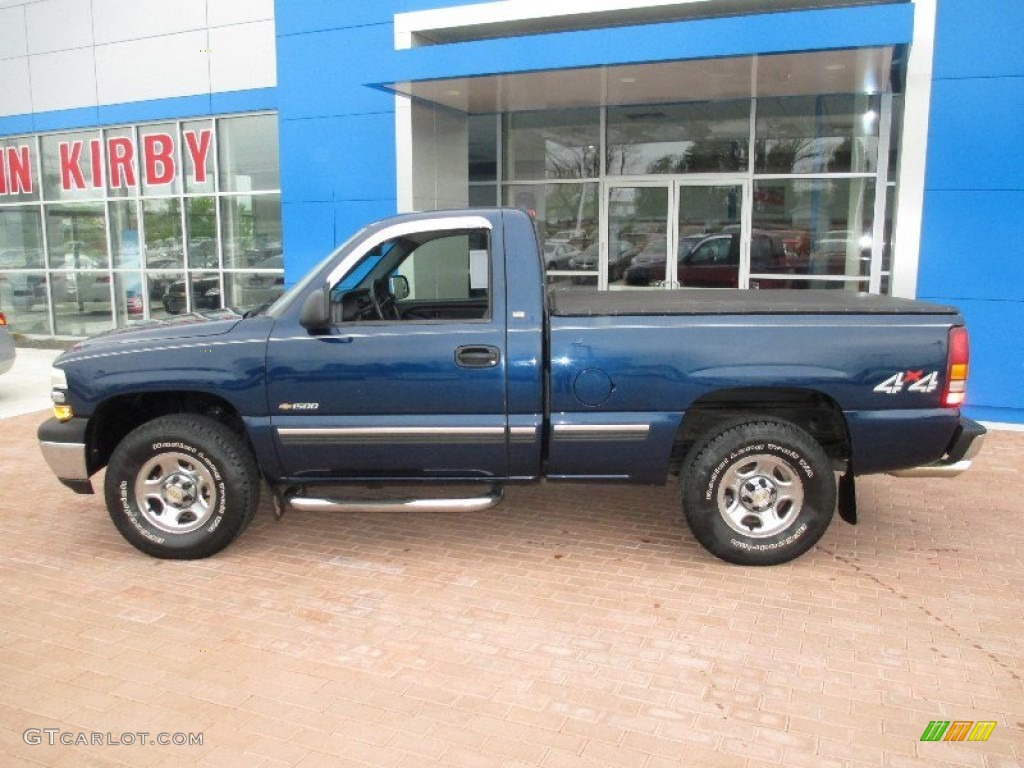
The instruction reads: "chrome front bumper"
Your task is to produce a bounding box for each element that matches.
[889,418,987,478]
[38,417,94,494]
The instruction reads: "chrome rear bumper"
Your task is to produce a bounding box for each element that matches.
[889,418,986,478]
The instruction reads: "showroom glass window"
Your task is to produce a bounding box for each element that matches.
[498,109,601,287]
[0,113,282,336]
[469,91,893,293]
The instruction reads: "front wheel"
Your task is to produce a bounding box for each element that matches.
[104,414,260,559]
[681,418,836,565]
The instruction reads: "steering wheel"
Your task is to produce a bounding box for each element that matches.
[370,278,400,321]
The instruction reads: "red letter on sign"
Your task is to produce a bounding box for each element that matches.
[60,141,86,190]
[6,146,33,194]
[0,150,7,195]
[183,129,212,184]
[143,133,175,186]
[107,137,136,188]
[89,139,103,189]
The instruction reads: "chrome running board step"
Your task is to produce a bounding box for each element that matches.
[286,487,503,513]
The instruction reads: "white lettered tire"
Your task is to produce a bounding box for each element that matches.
[681,418,836,565]
[103,414,260,559]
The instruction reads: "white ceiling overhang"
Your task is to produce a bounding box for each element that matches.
[385,47,896,114]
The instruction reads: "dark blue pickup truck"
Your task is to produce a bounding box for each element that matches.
[38,208,985,565]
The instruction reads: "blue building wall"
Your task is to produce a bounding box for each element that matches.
[919,0,1024,423]
[273,0,484,279]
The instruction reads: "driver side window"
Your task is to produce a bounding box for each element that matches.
[330,229,490,322]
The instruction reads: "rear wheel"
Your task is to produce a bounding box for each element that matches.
[104,414,260,559]
[681,418,835,565]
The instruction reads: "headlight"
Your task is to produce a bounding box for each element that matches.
[51,367,67,390]
[50,367,73,421]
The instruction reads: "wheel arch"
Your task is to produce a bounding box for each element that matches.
[672,387,850,474]
[86,390,252,475]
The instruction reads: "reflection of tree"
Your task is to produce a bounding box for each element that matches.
[754,139,809,174]
[546,143,638,179]
[542,183,597,246]
[606,144,635,175]
[754,137,864,174]
[831,138,855,172]
[644,140,745,174]
[546,145,599,180]
[187,197,217,239]
[144,199,182,243]
[634,188,666,221]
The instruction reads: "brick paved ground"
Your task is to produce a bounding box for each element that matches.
[1,409,1022,767]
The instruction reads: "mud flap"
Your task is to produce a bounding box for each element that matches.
[838,468,857,525]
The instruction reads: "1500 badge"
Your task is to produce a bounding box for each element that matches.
[278,402,320,411]
[873,370,940,395]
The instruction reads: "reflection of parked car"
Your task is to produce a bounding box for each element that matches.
[68,273,113,304]
[543,241,581,270]
[623,235,704,285]
[547,229,586,246]
[240,255,285,307]
[51,253,112,304]
[0,312,14,376]
[144,257,183,300]
[125,291,144,317]
[679,232,788,288]
[568,241,640,283]
[807,230,871,277]
[624,232,788,287]
[0,250,46,310]
[163,275,220,314]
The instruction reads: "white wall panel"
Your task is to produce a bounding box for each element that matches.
[0,57,32,116]
[29,47,97,111]
[95,30,210,105]
[25,0,93,54]
[92,0,207,45]
[5,0,278,117]
[411,102,468,211]
[0,5,27,59]
[209,20,276,93]
[208,0,274,27]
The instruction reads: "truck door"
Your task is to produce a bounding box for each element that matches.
[266,216,509,480]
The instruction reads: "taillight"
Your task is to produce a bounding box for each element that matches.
[943,326,970,407]
[0,312,7,326]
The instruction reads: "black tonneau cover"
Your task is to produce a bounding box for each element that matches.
[548,288,958,317]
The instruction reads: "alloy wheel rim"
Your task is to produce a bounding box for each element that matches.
[134,451,218,534]
[716,453,804,539]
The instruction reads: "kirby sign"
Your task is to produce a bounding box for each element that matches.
[0,145,32,195]
[0,127,212,196]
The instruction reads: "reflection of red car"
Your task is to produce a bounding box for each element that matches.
[623,235,705,285]
[679,232,788,288]
[125,293,144,316]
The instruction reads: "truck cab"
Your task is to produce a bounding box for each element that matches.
[264,209,544,482]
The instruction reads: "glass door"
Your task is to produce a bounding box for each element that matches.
[673,180,747,289]
[605,183,671,289]
[604,180,749,290]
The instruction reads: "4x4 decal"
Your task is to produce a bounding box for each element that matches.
[873,370,940,395]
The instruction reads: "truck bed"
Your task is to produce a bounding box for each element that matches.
[549,288,958,317]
